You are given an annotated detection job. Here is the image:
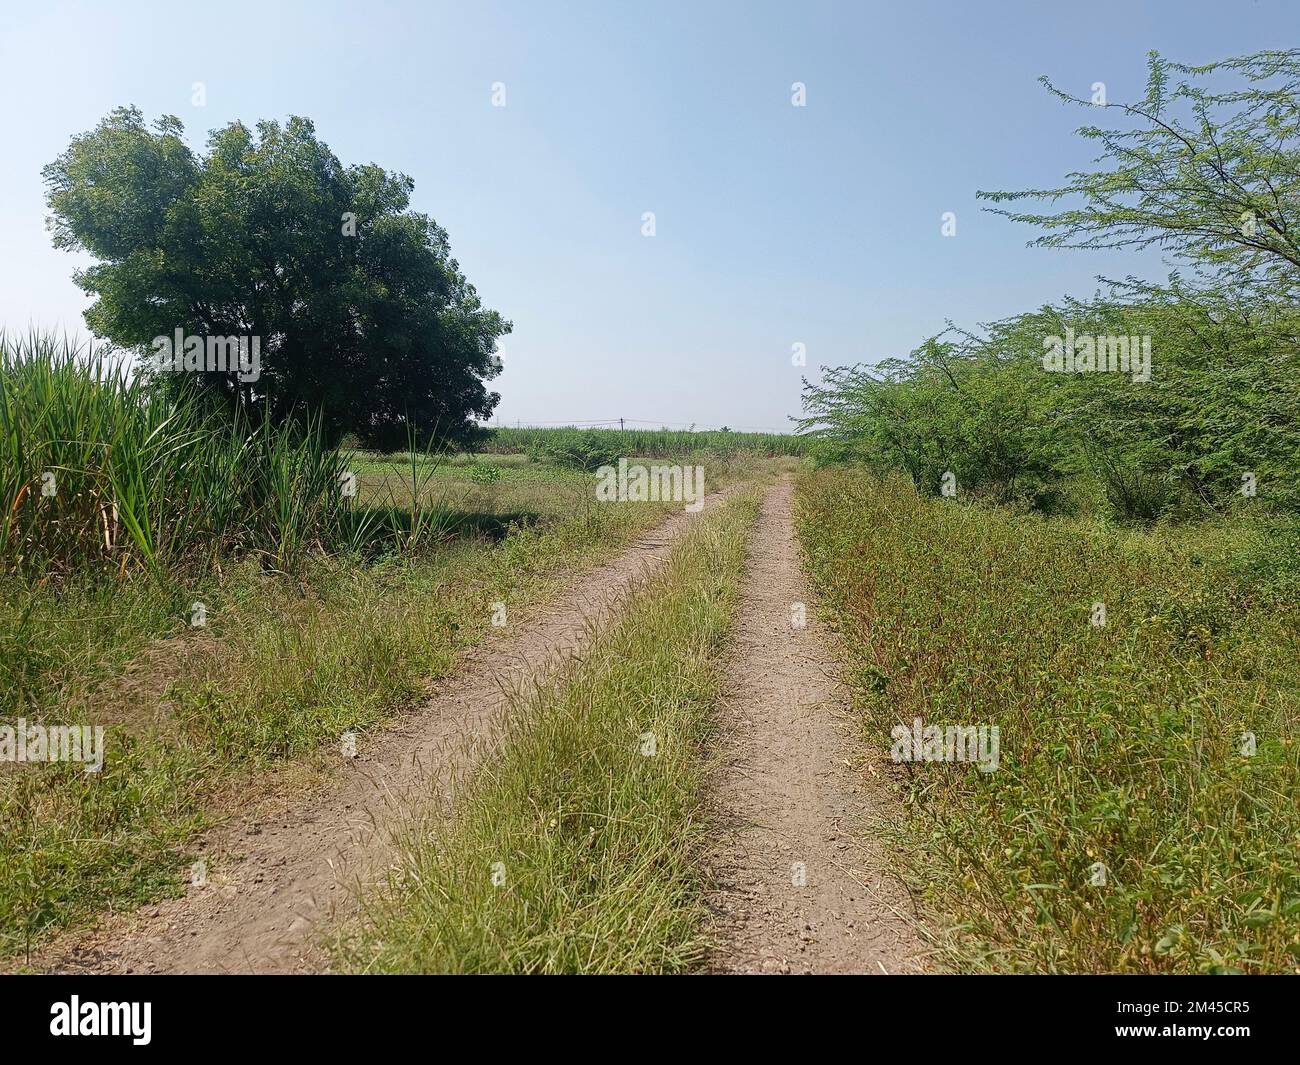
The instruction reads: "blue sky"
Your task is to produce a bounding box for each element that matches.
[2,0,1296,431]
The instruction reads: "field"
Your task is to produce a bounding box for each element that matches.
[0,448,680,958]
[479,425,809,459]
[0,335,791,964]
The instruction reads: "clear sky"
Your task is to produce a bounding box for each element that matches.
[2,0,1296,432]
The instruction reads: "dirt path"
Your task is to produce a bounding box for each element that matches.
[706,479,928,974]
[34,494,733,975]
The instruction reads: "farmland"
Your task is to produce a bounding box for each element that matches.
[5,322,1300,976]
[479,425,809,459]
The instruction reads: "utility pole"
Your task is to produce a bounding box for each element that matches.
[619,417,624,431]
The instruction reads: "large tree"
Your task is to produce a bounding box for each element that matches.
[44,107,509,449]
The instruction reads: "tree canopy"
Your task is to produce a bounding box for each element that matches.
[44,107,509,449]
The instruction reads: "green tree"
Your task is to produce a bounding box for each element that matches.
[44,107,509,449]
[803,50,1300,519]
[974,49,1300,513]
[978,50,1300,302]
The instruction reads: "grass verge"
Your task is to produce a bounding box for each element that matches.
[796,469,1300,973]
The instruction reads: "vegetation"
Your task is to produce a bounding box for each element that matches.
[336,490,760,973]
[801,51,1300,521]
[1,332,359,576]
[797,470,1300,973]
[43,107,508,449]
[521,428,622,472]
[799,288,1300,518]
[484,425,808,460]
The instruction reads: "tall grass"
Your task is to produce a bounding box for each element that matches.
[0,331,466,576]
[0,332,353,575]
[797,469,1300,973]
[336,490,761,973]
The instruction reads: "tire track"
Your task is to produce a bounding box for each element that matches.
[706,479,928,974]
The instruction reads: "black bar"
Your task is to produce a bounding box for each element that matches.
[2,974,1289,1052]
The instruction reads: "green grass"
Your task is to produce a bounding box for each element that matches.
[335,489,762,973]
[0,462,682,959]
[796,469,1300,973]
[347,447,785,527]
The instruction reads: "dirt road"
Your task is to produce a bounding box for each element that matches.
[706,479,928,973]
[33,495,732,974]
[33,479,925,975]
